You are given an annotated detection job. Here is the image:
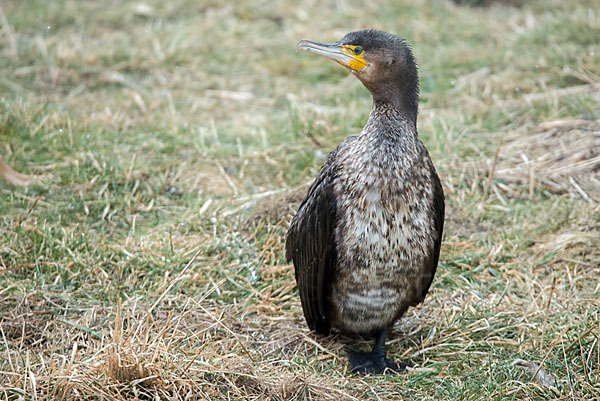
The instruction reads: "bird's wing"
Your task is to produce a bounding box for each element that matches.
[416,163,445,304]
[286,143,347,335]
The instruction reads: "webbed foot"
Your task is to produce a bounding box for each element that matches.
[348,350,407,374]
[346,329,410,375]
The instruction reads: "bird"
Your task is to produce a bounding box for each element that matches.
[286,30,445,374]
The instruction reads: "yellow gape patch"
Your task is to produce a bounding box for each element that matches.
[342,45,367,71]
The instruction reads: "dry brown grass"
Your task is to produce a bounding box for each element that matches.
[483,118,600,202]
[1,284,367,400]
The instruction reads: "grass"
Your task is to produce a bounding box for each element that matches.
[0,0,599,399]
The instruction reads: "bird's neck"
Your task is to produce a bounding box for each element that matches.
[365,99,418,140]
[371,95,418,123]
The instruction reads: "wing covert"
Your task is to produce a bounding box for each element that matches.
[286,149,342,335]
[416,164,445,304]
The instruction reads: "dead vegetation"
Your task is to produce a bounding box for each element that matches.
[1,290,365,400]
[486,118,600,202]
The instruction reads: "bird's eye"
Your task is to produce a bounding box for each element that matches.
[353,46,363,55]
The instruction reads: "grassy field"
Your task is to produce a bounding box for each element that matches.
[1,0,599,399]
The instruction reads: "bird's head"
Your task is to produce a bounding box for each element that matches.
[296,29,419,118]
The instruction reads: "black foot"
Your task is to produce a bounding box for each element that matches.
[348,350,408,374]
[346,329,410,375]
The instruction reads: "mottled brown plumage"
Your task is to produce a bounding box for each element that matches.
[287,30,445,374]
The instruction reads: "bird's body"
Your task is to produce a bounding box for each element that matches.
[287,30,444,373]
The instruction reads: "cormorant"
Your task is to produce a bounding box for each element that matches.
[286,30,445,374]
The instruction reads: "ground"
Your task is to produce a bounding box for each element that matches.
[0,0,599,400]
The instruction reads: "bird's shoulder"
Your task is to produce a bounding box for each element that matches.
[292,135,358,215]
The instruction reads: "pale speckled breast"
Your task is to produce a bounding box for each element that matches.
[329,132,437,334]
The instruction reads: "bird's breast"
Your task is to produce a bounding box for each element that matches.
[329,147,436,333]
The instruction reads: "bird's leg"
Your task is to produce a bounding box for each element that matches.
[347,329,408,374]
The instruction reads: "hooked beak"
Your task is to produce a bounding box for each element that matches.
[296,40,367,71]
